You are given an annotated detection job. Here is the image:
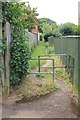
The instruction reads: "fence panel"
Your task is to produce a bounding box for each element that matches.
[25,30,38,52]
[48,36,79,92]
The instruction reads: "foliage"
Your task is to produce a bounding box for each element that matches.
[45,42,49,48]
[38,26,43,33]
[48,46,55,54]
[2,2,38,31]
[38,18,57,35]
[39,33,43,41]
[44,30,61,42]
[0,38,5,78]
[0,38,6,53]
[44,32,53,42]
[77,25,80,35]
[52,28,62,37]
[15,74,56,100]
[39,18,56,26]
[38,18,61,42]
[2,2,38,86]
[59,22,78,36]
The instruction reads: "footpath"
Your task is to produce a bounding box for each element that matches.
[2,78,78,118]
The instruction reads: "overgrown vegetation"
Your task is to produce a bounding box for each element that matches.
[14,41,57,100]
[38,18,79,42]
[15,74,56,101]
[44,31,61,42]
[2,2,38,86]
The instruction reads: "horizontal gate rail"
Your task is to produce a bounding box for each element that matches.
[29,57,54,81]
[38,54,67,57]
[40,66,66,68]
[38,54,67,68]
[29,72,53,74]
[29,54,67,81]
[30,58,54,60]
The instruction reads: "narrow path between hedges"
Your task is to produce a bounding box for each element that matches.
[2,60,78,118]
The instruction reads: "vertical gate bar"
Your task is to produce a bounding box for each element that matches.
[38,56,40,73]
[66,55,68,68]
[52,59,54,81]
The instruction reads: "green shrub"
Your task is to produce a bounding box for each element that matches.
[45,42,49,48]
[40,33,43,41]
[44,32,53,42]
[48,46,55,54]
[10,30,30,86]
[52,29,62,37]
[44,30,61,42]
[59,22,78,36]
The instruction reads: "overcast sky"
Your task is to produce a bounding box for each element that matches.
[21,0,80,25]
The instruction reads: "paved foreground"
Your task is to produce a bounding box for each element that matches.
[2,78,78,118]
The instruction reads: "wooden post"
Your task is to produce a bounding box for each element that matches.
[0,2,5,95]
[1,22,11,95]
[0,2,2,119]
[5,22,11,94]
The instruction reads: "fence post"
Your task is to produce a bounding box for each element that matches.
[38,56,40,73]
[5,22,11,94]
[0,2,5,94]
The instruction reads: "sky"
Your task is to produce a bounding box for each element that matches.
[21,0,80,25]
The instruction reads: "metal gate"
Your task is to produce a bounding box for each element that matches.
[29,54,67,81]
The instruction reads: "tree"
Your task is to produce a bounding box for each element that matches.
[38,18,57,34]
[39,18,61,41]
[3,2,38,31]
[25,2,39,31]
[59,22,78,36]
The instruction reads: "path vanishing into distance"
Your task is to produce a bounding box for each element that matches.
[2,78,78,118]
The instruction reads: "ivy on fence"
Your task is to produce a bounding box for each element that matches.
[2,2,38,86]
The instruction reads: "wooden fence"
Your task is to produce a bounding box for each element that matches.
[0,23,39,95]
[1,22,11,95]
[26,30,39,52]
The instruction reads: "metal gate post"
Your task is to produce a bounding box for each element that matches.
[52,59,54,81]
[66,55,68,68]
[38,56,40,73]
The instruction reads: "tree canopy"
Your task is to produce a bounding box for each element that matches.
[38,18,57,34]
[2,2,38,31]
[59,22,78,36]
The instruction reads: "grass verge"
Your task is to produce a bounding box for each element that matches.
[29,41,46,69]
[15,74,57,102]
